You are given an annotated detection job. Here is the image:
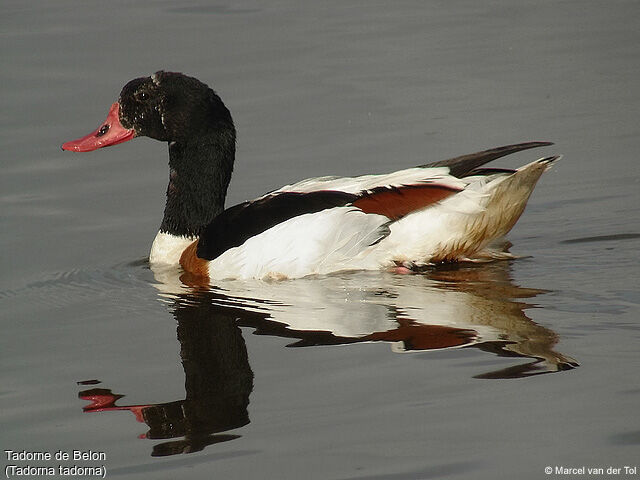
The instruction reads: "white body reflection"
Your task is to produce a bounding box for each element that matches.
[153,261,578,376]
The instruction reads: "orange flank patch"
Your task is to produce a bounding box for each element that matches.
[364,319,475,351]
[353,184,460,220]
[179,239,210,279]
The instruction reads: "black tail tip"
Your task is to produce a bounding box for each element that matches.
[540,155,562,164]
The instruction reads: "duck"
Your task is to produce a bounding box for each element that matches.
[62,71,559,281]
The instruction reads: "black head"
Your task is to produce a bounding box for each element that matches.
[62,71,235,151]
[119,71,234,143]
[62,72,237,238]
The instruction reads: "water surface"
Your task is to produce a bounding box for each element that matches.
[2,1,640,479]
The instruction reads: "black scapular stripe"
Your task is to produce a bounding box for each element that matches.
[197,190,358,260]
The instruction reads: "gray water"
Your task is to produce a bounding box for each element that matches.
[2,1,640,479]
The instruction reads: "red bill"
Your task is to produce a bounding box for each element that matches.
[62,102,135,152]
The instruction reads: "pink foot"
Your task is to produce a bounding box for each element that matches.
[391,266,413,275]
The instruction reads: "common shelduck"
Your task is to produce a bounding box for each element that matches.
[62,71,559,281]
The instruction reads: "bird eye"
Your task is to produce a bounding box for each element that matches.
[136,91,148,102]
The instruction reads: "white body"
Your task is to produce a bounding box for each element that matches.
[150,159,554,280]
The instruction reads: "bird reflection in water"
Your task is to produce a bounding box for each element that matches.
[78,261,578,456]
[79,296,255,456]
